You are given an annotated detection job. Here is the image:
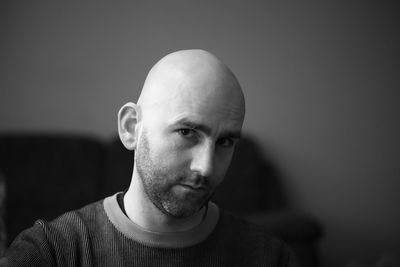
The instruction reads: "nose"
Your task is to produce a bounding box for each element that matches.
[190,142,214,177]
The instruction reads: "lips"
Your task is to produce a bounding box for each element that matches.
[179,184,205,191]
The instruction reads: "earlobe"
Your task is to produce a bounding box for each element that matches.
[118,102,140,150]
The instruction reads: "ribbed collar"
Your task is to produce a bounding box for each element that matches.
[103,193,220,248]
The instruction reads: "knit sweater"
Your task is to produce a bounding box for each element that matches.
[1,193,297,267]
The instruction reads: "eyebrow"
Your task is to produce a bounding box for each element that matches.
[172,118,242,139]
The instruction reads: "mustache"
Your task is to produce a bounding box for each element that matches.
[178,172,210,189]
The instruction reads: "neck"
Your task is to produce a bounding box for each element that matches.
[123,168,207,232]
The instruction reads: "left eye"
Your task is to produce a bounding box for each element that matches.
[178,129,195,137]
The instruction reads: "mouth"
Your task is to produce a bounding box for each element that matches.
[178,184,205,192]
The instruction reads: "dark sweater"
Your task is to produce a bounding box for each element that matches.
[1,193,297,267]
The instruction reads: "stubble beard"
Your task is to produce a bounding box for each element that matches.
[135,131,213,218]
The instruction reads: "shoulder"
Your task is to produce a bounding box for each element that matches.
[47,199,104,227]
[215,210,298,266]
[21,199,105,244]
[38,199,106,242]
[218,210,281,244]
[1,199,105,266]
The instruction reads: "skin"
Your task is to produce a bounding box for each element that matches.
[118,49,245,232]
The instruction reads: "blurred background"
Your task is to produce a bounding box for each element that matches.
[1,1,399,266]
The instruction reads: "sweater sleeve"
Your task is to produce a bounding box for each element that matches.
[0,221,55,267]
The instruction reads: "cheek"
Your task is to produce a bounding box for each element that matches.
[151,138,190,169]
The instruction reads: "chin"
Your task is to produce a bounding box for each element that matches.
[162,201,205,219]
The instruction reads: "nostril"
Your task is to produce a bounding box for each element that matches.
[186,172,208,188]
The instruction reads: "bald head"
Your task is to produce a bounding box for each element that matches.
[137,49,245,119]
[118,49,245,152]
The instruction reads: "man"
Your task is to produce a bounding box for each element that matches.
[1,49,297,266]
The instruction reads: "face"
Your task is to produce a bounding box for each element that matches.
[135,87,244,218]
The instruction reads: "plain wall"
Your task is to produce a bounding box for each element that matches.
[1,1,399,266]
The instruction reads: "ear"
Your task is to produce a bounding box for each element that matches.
[118,102,140,150]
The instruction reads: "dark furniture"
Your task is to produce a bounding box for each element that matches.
[0,133,322,266]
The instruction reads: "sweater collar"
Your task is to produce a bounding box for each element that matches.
[103,192,220,248]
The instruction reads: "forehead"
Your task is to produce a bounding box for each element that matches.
[155,92,245,136]
[141,59,245,134]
